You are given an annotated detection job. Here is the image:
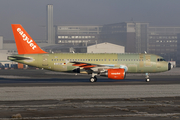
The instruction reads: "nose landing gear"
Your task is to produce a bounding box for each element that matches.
[145,73,150,82]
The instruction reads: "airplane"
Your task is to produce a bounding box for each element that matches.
[8,24,172,82]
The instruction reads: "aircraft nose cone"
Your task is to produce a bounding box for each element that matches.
[168,63,171,71]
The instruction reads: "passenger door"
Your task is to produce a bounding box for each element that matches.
[145,55,151,67]
[42,54,49,66]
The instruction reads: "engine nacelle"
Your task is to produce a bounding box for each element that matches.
[100,69,125,80]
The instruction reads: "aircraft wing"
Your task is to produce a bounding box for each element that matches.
[71,61,106,68]
[71,61,118,73]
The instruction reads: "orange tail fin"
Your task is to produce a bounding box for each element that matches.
[11,24,47,54]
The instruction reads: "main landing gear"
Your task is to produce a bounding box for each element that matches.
[89,73,97,83]
[145,73,150,82]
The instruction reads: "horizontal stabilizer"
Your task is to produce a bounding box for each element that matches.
[7,56,31,61]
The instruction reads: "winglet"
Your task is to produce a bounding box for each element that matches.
[11,24,47,54]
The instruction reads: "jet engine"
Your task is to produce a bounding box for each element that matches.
[100,68,126,80]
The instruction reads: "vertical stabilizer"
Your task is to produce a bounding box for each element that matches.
[11,24,47,54]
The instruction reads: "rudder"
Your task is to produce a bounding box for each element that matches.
[11,24,47,54]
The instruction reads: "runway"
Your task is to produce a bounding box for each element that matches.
[0,68,180,119]
[0,68,180,100]
[0,68,179,86]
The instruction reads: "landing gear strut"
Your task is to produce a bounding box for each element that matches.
[145,73,150,82]
[89,73,97,83]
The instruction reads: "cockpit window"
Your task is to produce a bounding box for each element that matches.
[157,58,165,62]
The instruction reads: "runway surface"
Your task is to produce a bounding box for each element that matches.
[0,68,180,100]
[0,68,179,119]
[0,68,179,86]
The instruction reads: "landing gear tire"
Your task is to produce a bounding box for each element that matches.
[90,77,97,83]
[94,76,97,82]
[146,78,150,82]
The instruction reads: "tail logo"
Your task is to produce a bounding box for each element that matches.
[17,28,37,50]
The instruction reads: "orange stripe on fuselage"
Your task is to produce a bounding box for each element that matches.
[82,65,96,68]
[73,64,87,66]
[73,63,96,68]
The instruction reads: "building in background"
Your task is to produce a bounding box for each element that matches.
[87,42,124,53]
[0,36,3,50]
[55,25,102,46]
[43,42,124,54]
[101,22,149,53]
[148,27,180,61]
[176,33,180,64]
[46,4,55,44]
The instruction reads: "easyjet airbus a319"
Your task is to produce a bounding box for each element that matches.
[8,24,172,82]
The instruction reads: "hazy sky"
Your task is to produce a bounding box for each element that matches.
[1,0,180,40]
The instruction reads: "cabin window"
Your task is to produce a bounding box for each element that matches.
[62,59,64,61]
[102,59,103,61]
[52,59,53,61]
[162,59,165,61]
[54,59,56,61]
[157,58,165,62]
[57,59,58,61]
[109,59,111,61]
[96,59,98,61]
[88,59,90,61]
[104,59,106,61]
